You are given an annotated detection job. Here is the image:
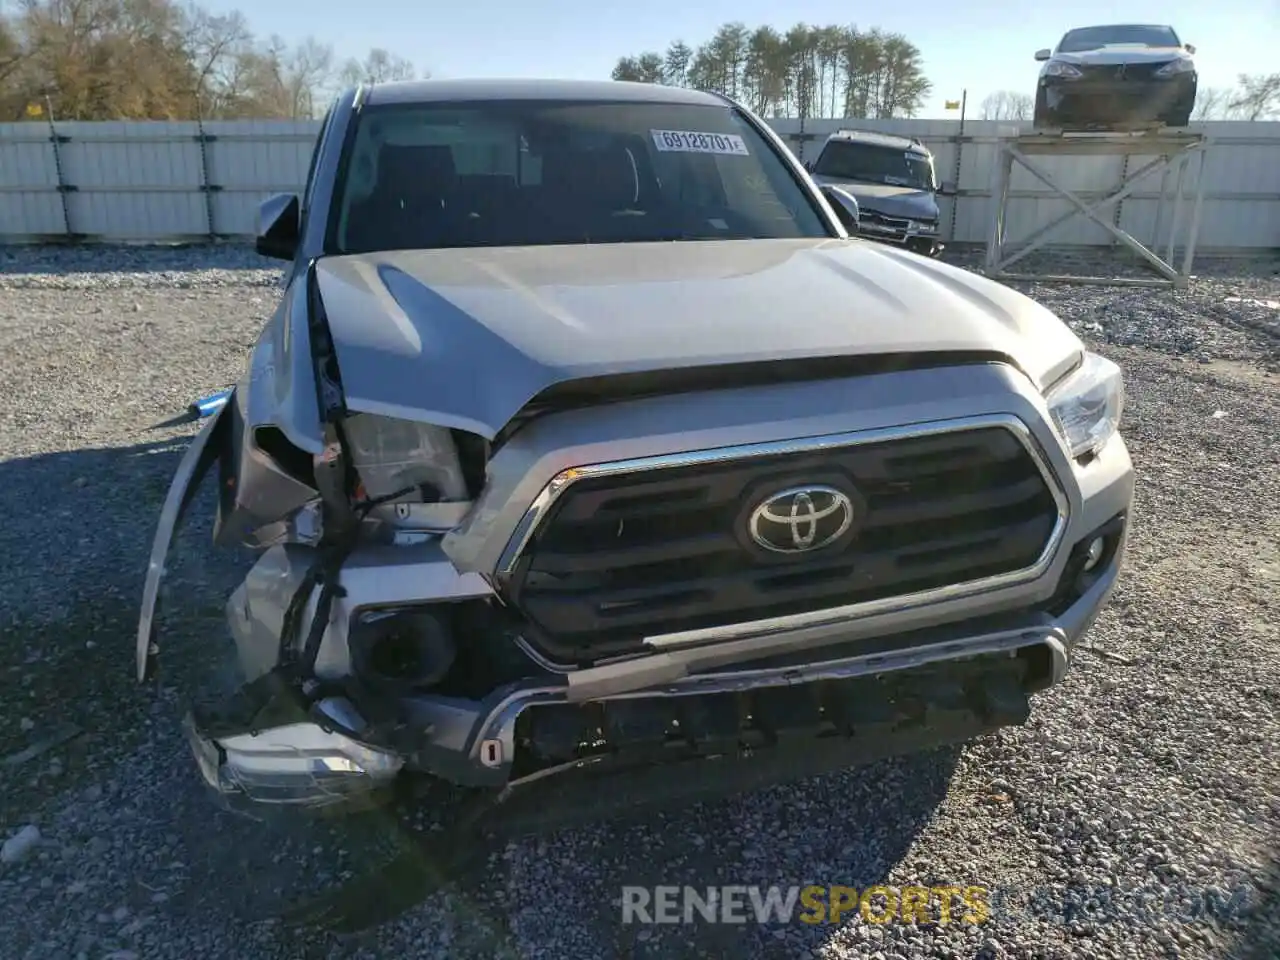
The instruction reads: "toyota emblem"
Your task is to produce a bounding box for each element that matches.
[747,485,856,554]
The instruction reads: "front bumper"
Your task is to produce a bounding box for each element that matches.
[182,509,1128,812]
[1040,75,1196,125]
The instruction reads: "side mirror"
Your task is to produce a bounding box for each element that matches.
[1034,48,1052,61]
[1184,43,1195,54]
[820,185,860,235]
[255,193,301,261]
[803,159,814,173]
[936,181,957,197]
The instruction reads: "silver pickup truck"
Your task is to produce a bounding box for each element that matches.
[138,79,1133,824]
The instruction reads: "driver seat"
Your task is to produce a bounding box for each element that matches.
[346,144,459,250]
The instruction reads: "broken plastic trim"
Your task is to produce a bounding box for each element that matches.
[136,399,233,682]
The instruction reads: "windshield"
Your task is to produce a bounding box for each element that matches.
[811,141,934,191]
[331,99,829,253]
[1057,25,1180,52]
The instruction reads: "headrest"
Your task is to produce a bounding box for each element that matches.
[545,143,638,209]
[376,144,457,192]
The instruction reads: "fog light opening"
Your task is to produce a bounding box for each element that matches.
[1082,537,1105,572]
[351,609,457,692]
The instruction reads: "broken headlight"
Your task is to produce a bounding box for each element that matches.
[1043,60,1083,79]
[342,413,469,504]
[1154,59,1195,78]
[1045,352,1125,459]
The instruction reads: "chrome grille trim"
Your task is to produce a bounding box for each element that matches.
[496,413,1071,650]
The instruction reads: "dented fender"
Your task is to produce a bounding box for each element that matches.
[136,397,233,682]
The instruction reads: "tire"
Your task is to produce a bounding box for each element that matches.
[1162,110,1192,129]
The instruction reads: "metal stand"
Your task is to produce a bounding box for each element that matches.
[983,129,1210,289]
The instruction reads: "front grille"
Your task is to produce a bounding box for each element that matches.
[1077,61,1174,82]
[861,211,912,230]
[505,425,1062,662]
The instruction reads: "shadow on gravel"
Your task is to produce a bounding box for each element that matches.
[0,436,193,634]
[0,437,210,804]
[1220,852,1280,960]
[276,746,961,952]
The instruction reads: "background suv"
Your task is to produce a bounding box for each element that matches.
[805,129,951,257]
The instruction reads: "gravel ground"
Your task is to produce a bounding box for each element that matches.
[0,242,1277,960]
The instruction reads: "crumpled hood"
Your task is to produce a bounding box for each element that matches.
[811,177,939,220]
[1053,46,1190,65]
[314,239,1082,439]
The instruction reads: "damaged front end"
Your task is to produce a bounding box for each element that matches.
[137,268,512,811]
[138,253,1119,821]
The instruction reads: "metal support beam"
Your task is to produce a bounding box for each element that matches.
[195,120,218,240]
[44,114,77,239]
[982,130,1211,289]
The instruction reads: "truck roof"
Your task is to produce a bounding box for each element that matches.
[363,78,727,108]
[823,128,931,155]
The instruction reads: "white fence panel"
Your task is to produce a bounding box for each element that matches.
[1,116,1278,250]
[203,120,322,236]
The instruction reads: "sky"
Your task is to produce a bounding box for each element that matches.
[200,0,1279,117]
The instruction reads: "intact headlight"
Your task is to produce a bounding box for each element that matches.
[915,221,938,234]
[1045,352,1124,459]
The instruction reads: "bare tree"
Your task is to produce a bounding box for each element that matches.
[339,47,418,87]
[980,90,1033,121]
[282,36,333,117]
[0,0,421,119]
[1227,72,1280,121]
[1191,87,1233,121]
[0,9,29,88]
[183,6,251,118]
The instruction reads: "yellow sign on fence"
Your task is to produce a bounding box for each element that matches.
[944,99,962,110]
[25,102,44,118]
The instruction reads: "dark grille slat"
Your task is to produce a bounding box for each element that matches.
[508,426,1060,660]
[863,475,1047,529]
[530,531,740,574]
[522,514,1053,638]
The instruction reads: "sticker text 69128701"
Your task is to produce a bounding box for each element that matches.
[650,130,750,156]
